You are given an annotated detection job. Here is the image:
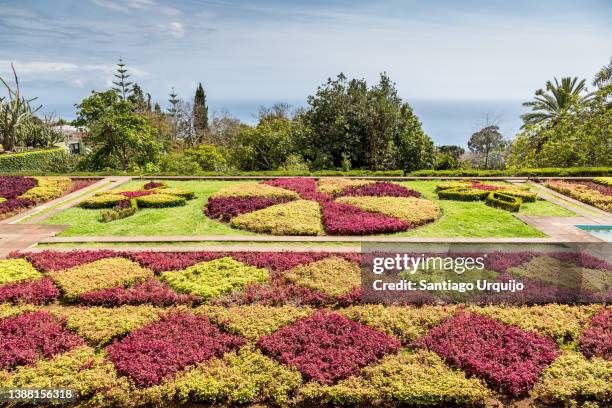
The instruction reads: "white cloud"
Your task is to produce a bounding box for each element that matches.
[156,21,185,39]
[91,0,156,13]
[0,60,149,78]
[72,79,85,88]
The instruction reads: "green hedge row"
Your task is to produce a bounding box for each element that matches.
[485,192,522,212]
[0,148,72,172]
[409,167,612,177]
[437,188,489,201]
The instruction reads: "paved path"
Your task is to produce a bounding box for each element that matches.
[526,183,612,223]
[0,224,67,258]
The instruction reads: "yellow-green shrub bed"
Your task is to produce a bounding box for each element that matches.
[336,196,441,225]
[317,178,374,194]
[0,259,42,285]
[230,200,323,235]
[283,256,361,297]
[212,183,299,199]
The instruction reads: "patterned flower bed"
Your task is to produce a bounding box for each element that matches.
[436,180,537,211]
[205,177,439,235]
[0,176,80,220]
[79,181,195,222]
[1,249,610,407]
[546,180,612,212]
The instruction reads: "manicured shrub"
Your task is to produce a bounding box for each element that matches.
[0,304,38,319]
[231,251,360,272]
[469,304,603,346]
[414,312,559,395]
[574,181,612,196]
[0,176,37,199]
[126,251,226,273]
[2,346,131,407]
[503,188,538,202]
[485,191,522,212]
[0,148,69,172]
[16,249,118,271]
[212,183,299,199]
[411,167,612,177]
[105,312,244,387]
[0,259,41,285]
[338,305,458,344]
[337,181,422,198]
[56,305,161,346]
[593,177,612,187]
[150,187,195,199]
[546,181,612,212]
[100,199,137,222]
[172,347,303,406]
[213,282,334,307]
[18,177,71,202]
[299,350,491,407]
[321,201,410,235]
[205,196,290,221]
[0,278,59,305]
[434,180,471,191]
[257,311,400,384]
[437,187,490,201]
[579,308,611,360]
[117,190,154,198]
[283,256,361,297]
[79,278,201,307]
[160,257,269,300]
[196,305,313,342]
[262,177,318,196]
[336,196,441,225]
[532,351,612,406]
[47,257,154,300]
[317,178,374,194]
[79,194,127,209]
[143,181,166,189]
[135,193,186,208]
[0,311,84,370]
[230,200,323,235]
[0,198,35,218]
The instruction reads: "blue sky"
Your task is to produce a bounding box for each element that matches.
[1,0,610,144]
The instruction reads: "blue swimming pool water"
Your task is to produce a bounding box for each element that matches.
[577,226,612,242]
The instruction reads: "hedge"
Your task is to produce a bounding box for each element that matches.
[79,194,127,209]
[593,177,612,187]
[0,148,70,172]
[485,192,522,212]
[437,187,489,201]
[135,193,186,208]
[410,167,612,177]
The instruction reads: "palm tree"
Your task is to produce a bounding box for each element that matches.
[521,77,593,127]
[593,57,612,88]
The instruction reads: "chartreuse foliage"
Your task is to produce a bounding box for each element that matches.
[18,177,71,203]
[336,196,441,225]
[212,183,299,199]
[299,350,491,406]
[283,256,361,297]
[230,200,323,235]
[79,194,127,209]
[593,177,612,187]
[195,305,313,342]
[47,258,154,300]
[317,178,374,194]
[161,257,268,300]
[0,259,41,285]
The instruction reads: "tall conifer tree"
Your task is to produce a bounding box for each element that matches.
[193,82,209,131]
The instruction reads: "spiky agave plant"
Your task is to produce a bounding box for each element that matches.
[0,63,41,151]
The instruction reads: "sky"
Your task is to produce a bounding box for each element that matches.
[0,0,610,145]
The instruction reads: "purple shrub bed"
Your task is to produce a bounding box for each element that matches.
[0,198,35,217]
[15,249,119,272]
[205,196,290,221]
[413,313,559,395]
[0,278,60,305]
[579,308,611,360]
[78,278,201,307]
[232,251,360,272]
[117,190,155,199]
[0,176,37,199]
[257,311,401,384]
[574,181,612,196]
[321,201,410,234]
[0,311,84,370]
[143,181,165,190]
[262,177,319,197]
[126,251,226,273]
[105,312,244,387]
[338,182,421,198]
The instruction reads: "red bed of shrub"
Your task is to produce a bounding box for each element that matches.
[338,182,421,197]
[321,201,410,235]
[205,196,290,221]
[0,176,37,199]
[579,308,611,360]
[0,278,60,305]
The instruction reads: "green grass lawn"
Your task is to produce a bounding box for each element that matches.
[42,179,575,238]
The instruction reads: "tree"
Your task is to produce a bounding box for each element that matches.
[193,83,209,132]
[112,58,133,101]
[154,103,162,114]
[0,63,41,151]
[594,57,612,88]
[468,125,505,169]
[128,83,148,113]
[521,77,593,127]
[437,145,465,160]
[74,90,160,171]
[297,73,433,171]
[184,144,226,171]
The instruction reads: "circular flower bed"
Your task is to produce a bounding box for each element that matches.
[205,178,440,235]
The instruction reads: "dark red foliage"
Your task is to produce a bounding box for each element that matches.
[143,181,165,190]
[78,278,201,307]
[105,312,244,387]
[205,196,290,221]
[579,308,612,360]
[119,190,154,199]
[232,251,360,272]
[67,179,98,194]
[257,311,400,384]
[125,251,226,273]
[483,251,612,273]
[0,176,36,199]
[16,250,119,272]
[338,182,421,198]
[413,313,559,395]
[321,201,410,235]
[262,177,318,196]
[0,278,60,305]
[0,198,35,216]
[0,311,84,370]
[470,182,503,191]
[574,181,612,196]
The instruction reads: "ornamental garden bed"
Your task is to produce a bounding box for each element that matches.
[0,249,610,407]
[545,179,612,212]
[0,176,97,220]
[40,179,576,238]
